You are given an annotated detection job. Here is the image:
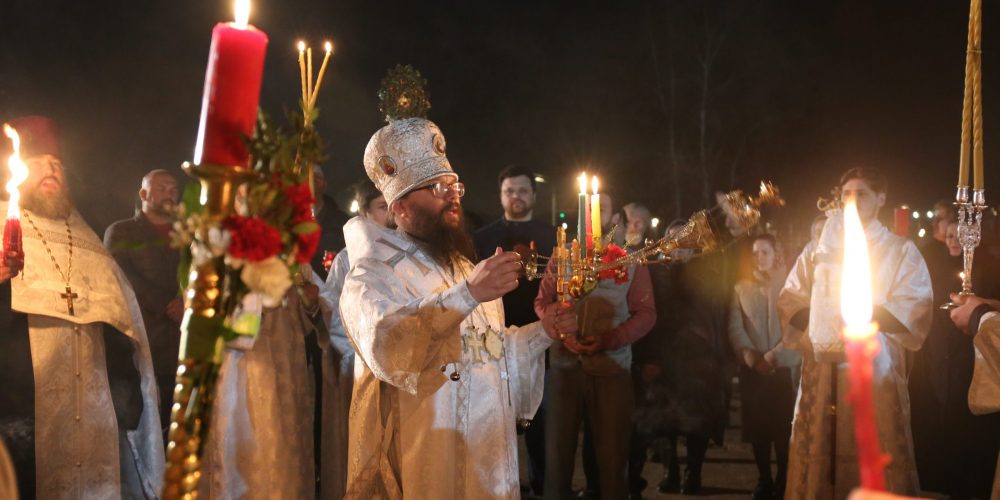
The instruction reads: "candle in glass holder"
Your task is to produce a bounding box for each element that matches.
[841,197,887,491]
[193,0,269,169]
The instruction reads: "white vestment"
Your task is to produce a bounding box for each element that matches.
[199,282,324,500]
[319,249,353,500]
[970,313,1000,499]
[4,205,164,499]
[339,217,551,499]
[778,215,932,499]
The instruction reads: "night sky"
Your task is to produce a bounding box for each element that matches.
[1,0,997,239]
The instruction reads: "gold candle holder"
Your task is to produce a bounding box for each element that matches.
[162,162,255,500]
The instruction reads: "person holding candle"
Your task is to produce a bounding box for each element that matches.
[0,116,164,499]
[947,293,1000,499]
[536,191,657,500]
[778,168,933,498]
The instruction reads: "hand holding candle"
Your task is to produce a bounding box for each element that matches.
[3,124,27,272]
[841,197,888,491]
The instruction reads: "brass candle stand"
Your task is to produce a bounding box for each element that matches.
[163,162,255,500]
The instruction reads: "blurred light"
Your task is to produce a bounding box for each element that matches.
[926,211,934,219]
[349,200,359,213]
[651,217,660,229]
[912,211,920,219]
[534,175,546,183]
[561,222,568,230]
[900,204,910,209]
[918,228,926,238]
[558,211,567,219]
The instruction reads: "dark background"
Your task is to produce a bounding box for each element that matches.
[0,0,995,241]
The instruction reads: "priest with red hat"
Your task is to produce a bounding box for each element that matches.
[0,116,164,499]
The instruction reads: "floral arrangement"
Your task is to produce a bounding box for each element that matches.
[598,244,630,284]
[170,111,323,336]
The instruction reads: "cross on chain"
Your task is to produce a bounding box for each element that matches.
[61,285,78,316]
[464,329,487,363]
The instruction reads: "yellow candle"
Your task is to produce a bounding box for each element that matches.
[591,176,601,251]
[297,41,307,107]
[308,41,334,110]
[307,47,314,104]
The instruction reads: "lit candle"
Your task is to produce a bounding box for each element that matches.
[308,41,334,110]
[577,173,588,259]
[2,124,26,266]
[841,197,887,491]
[297,41,308,106]
[193,0,269,169]
[591,176,602,251]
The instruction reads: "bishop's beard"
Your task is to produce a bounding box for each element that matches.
[22,186,73,220]
[407,201,476,265]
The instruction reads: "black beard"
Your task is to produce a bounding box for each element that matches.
[22,187,73,219]
[407,201,476,265]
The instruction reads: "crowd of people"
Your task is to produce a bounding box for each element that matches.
[1,113,999,500]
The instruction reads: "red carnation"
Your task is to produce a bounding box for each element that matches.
[295,228,320,264]
[599,244,630,284]
[225,216,283,262]
[284,184,315,222]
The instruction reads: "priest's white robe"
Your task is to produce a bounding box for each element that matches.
[4,205,164,499]
[339,217,551,499]
[778,215,932,499]
[319,249,353,500]
[970,313,1000,499]
[199,281,325,500]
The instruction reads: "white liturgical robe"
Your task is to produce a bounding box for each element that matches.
[3,204,164,499]
[778,214,932,499]
[970,313,1000,499]
[339,217,551,499]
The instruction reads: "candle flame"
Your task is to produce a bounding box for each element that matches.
[233,0,250,29]
[297,40,306,53]
[841,197,874,338]
[960,271,967,281]
[3,124,28,219]
[591,176,599,195]
[324,41,333,54]
[578,173,588,194]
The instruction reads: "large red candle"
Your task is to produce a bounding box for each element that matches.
[892,207,909,237]
[193,1,268,169]
[845,326,886,490]
[841,198,887,490]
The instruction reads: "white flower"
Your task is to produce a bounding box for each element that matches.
[240,256,292,307]
[190,242,214,267]
[207,227,231,256]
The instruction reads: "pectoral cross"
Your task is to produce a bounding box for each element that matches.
[61,285,78,316]
[464,330,486,363]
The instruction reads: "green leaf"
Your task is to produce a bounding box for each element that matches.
[292,221,319,235]
[181,181,203,214]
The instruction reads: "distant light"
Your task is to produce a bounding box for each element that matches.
[349,200,359,213]
[926,211,934,219]
[651,217,660,229]
[534,175,546,184]
[900,204,910,210]
[912,211,920,219]
[918,228,926,238]
[558,211,567,219]
[561,222,568,230]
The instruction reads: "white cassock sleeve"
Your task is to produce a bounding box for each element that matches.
[341,257,478,396]
[502,320,551,420]
[321,250,354,358]
[778,244,815,349]
[877,242,933,352]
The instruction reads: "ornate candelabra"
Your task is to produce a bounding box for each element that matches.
[943,0,986,309]
[526,181,784,293]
